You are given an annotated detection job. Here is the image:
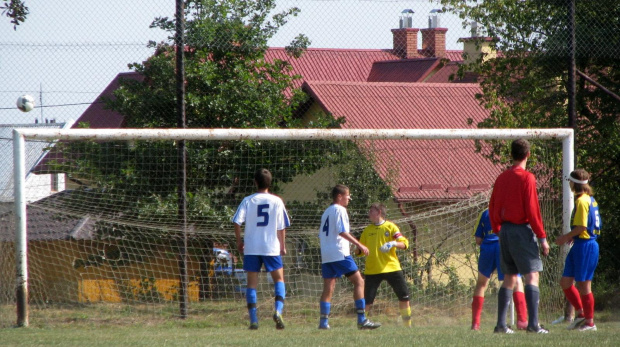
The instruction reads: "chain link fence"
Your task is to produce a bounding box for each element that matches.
[1,0,618,328]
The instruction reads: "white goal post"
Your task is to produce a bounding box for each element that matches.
[12,127,574,327]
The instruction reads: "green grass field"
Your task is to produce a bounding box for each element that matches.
[2,312,619,346]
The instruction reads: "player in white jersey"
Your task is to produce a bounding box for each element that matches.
[232,168,290,330]
[317,184,381,330]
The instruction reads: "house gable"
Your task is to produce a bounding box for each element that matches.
[301,81,501,201]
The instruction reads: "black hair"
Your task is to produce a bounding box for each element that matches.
[254,168,272,190]
[511,139,530,161]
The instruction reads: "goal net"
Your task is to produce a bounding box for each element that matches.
[2,128,572,328]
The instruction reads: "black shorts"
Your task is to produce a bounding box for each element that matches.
[364,270,410,304]
[499,222,543,275]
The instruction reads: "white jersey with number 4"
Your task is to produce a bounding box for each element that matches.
[232,193,291,256]
[319,204,351,264]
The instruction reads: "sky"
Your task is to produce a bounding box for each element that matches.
[0,0,471,126]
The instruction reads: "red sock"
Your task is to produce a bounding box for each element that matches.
[472,296,484,326]
[563,286,583,314]
[580,292,594,321]
[513,291,528,323]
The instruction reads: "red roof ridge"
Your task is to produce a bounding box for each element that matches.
[304,80,480,88]
[267,47,394,53]
[372,57,439,64]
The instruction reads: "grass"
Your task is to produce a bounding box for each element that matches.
[1,311,619,346]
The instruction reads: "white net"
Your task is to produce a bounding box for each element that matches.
[1,131,566,327]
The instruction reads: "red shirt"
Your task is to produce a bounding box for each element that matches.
[489,165,546,239]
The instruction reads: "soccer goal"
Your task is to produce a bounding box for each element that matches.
[5,128,573,328]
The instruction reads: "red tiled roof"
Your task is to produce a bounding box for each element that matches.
[68,48,466,130]
[367,58,441,82]
[302,81,501,201]
[32,72,142,173]
[426,62,479,83]
[265,48,464,87]
[265,48,399,88]
[443,50,464,62]
[72,72,142,129]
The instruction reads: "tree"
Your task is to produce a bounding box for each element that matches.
[440,0,620,299]
[1,0,28,30]
[49,0,392,300]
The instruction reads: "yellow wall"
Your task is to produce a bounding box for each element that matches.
[24,240,214,304]
[462,40,496,65]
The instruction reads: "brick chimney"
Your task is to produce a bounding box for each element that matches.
[391,28,421,59]
[420,27,448,58]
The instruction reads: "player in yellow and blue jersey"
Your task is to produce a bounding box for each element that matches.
[357,203,412,327]
[555,169,602,332]
[471,208,528,331]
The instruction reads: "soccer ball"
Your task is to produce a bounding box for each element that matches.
[16,94,35,112]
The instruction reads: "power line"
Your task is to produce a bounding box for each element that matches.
[0,101,103,111]
[0,90,100,94]
[0,42,149,47]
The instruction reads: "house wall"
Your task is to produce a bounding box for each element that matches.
[279,167,335,203]
[25,173,66,202]
[462,40,496,65]
[24,240,229,304]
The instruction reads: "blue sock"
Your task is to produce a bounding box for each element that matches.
[319,301,331,328]
[274,281,285,314]
[355,298,366,324]
[246,288,258,324]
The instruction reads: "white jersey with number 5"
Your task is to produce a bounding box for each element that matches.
[319,204,351,264]
[232,193,291,256]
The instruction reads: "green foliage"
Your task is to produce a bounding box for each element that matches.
[48,0,393,267]
[110,0,310,129]
[440,0,620,289]
[1,0,28,30]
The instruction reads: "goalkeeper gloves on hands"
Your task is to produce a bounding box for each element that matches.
[379,241,397,253]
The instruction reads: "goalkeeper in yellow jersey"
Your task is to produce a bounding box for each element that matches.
[356,203,412,327]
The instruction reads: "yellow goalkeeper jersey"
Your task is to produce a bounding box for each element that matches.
[359,220,408,275]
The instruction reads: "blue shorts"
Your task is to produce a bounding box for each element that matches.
[562,240,599,282]
[478,242,504,281]
[243,255,283,273]
[321,256,359,279]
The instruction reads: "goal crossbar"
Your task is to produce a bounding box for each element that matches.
[12,127,574,327]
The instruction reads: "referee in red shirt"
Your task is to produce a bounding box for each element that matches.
[489,139,550,334]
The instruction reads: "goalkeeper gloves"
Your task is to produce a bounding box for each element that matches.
[379,241,397,253]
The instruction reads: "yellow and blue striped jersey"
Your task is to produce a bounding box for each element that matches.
[571,194,601,240]
[359,221,408,275]
[473,208,498,244]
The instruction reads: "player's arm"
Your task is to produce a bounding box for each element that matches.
[232,200,247,254]
[278,228,287,255]
[277,202,290,256]
[234,223,244,254]
[555,199,588,245]
[523,176,549,256]
[380,225,408,252]
[354,230,367,256]
[524,175,546,239]
[555,226,586,245]
[488,186,500,234]
[473,210,485,245]
[340,232,369,256]
[393,241,407,249]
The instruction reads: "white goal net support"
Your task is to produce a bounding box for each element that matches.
[3,128,573,328]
